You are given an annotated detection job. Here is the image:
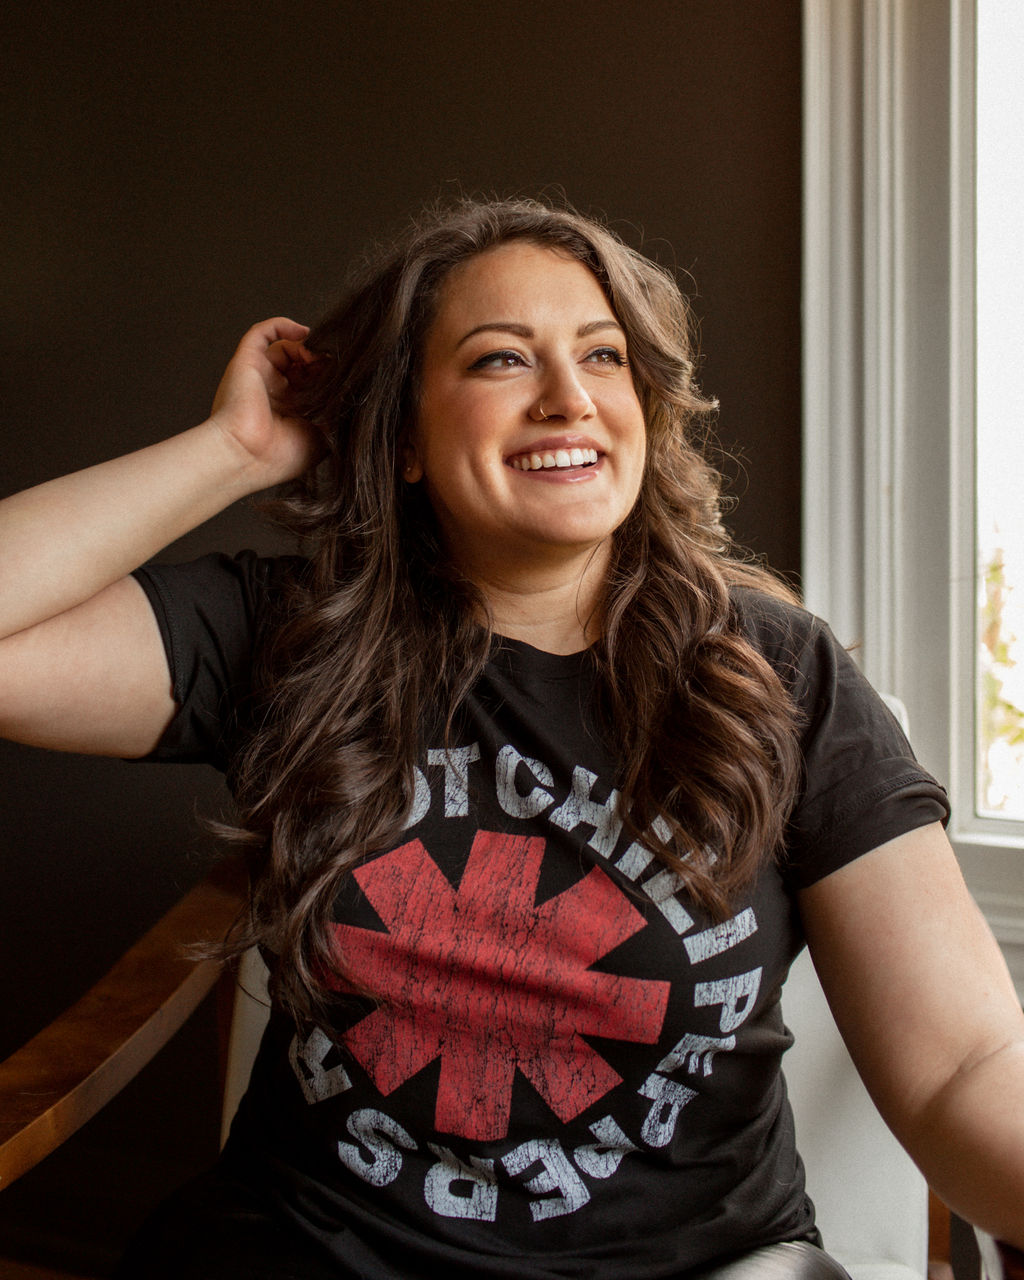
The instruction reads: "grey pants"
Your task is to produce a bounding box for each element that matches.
[694,1242,851,1280]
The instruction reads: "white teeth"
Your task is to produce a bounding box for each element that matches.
[510,447,599,471]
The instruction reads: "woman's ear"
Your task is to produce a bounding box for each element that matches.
[401,439,424,483]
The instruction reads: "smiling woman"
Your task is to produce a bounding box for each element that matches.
[407,242,646,647]
[0,196,1022,1277]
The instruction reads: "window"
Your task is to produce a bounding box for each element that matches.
[975,0,1024,821]
[803,0,1024,991]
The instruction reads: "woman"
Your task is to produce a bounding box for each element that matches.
[1,198,1022,1277]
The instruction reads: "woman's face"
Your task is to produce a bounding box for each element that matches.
[409,241,646,578]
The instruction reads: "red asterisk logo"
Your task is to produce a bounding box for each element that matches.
[329,831,670,1141]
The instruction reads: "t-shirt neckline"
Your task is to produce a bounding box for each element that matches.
[489,634,592,681]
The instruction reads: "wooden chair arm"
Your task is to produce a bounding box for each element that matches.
[966,1227,1024,1280]
[0,864,244,1190]
[993,1240,1024,1280]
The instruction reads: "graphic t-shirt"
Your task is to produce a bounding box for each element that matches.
[133,552,949,1279]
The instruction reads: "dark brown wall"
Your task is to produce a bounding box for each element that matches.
[0,2,802,1270]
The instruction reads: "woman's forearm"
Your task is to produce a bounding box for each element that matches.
[801,827,1024,1251]
[905,1040,1024,1249]
[0,317,318,641]
[0,320,316,755]
[0,418,268,640]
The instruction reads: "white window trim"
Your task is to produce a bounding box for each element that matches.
[802,0,1024,991]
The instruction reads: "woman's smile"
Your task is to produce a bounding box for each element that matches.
[506,437,601,473]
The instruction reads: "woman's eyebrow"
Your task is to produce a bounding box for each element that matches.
[455,318,625,348]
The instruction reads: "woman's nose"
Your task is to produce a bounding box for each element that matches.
[529,367,595,423]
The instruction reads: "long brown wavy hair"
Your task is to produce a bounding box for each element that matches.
[227,197,802,1025]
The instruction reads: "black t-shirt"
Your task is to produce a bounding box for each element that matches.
[133,552,949,1279]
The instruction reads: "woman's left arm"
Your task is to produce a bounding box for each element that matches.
[799,821,1024,1246]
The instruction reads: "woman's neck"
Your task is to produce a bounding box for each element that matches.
[465,543,609,655]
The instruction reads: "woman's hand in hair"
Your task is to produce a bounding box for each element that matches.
[207,317,324,490]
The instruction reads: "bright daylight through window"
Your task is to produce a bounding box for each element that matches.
[976,0,1024,818]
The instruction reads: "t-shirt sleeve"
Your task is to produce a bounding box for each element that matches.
[735,590,951,889]
[132,550,299,770]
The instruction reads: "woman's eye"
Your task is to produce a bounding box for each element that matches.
[586,346,628,366]
[469,349,526,370]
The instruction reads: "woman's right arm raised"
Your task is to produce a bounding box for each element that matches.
[0,318,319,758]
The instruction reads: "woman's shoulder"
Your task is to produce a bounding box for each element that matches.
[727,583,826,658]
[132,549,313,677]
[725,583,861,719]
[135,548,310,612]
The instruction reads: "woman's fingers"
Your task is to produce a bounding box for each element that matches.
[245,316,310,346]
[265,337,318,376]
[229,319,312,376]
[212,321,314,413]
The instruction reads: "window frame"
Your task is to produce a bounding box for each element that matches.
[802,0,1024,990]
